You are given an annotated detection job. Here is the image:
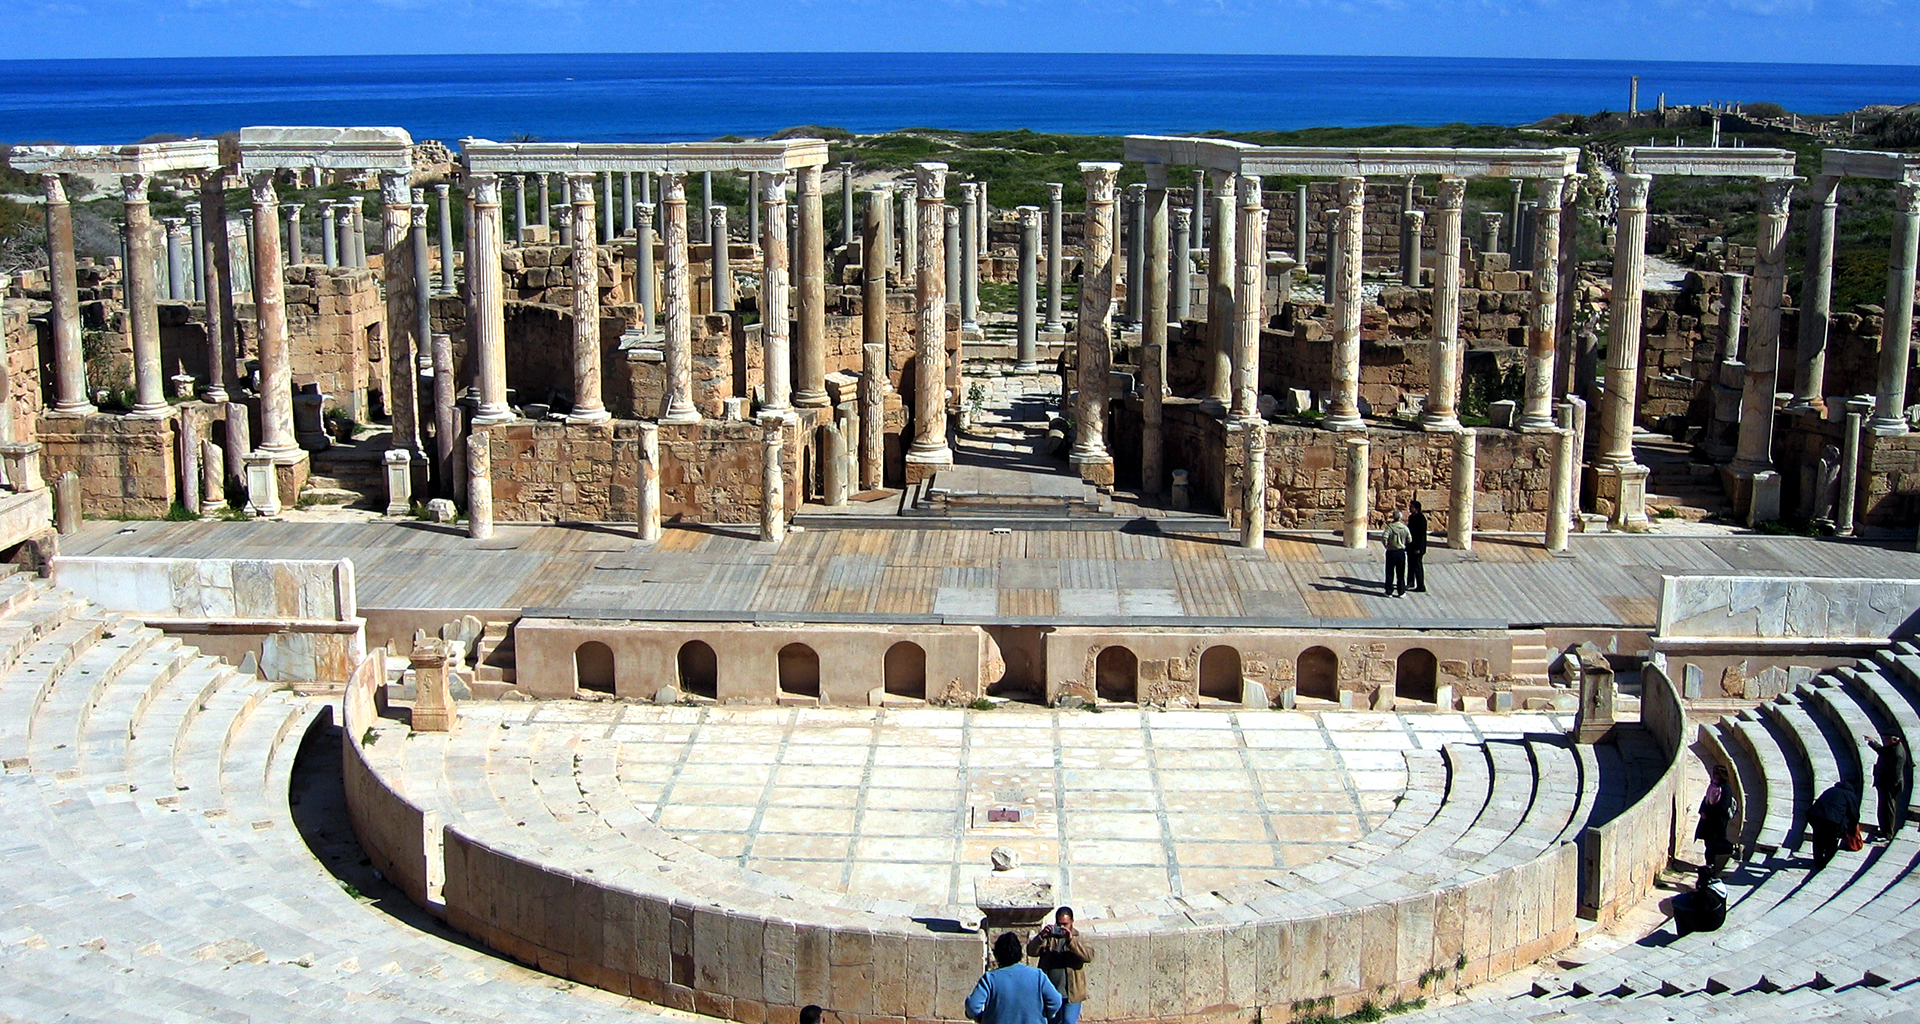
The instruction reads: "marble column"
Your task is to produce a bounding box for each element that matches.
[1508,179,1524,251]
[248,173,297,454]
[944,205,961,313]
[1295,184,1310,268]
[42,175,91,414]
[748,172,760,244]
[622,172,634,236]
[1421,178,1467,431]
[839,160,856,248]
[1399,210,1424,287]
[186,203,206,300]
[601,171,615,244]
[430,331,455,498]
[795,165,828,407]
[709,205,732,312]
[1732,176,1801,469]
[430,183,453,294]
[1555,179,1582,400]
[555,205,571,246]
[1231,175,1265,423]
[1326,176,1367,430]
[566,173,610,423]
[1793,174,1840,410]
[1322,209,1340,304]
[380,171,421,454]
[1071,162,1120,486]
[899,184,917,290]
[1448,429,1476,551]
[1517,177,1567,430]
[907,163,953,474]
[863,186,890,362]
[663,174,701,422]
[1872,181,1920,437]
[1143,166,1170,495]
[204,173,236,404]
[164,217,187,301]
[466,432,493,540]
[1344,435,1370,549]
[760,413,785,543]
[320,202,338,267]
[1546,427,1574,552]
[1241,424,1266,549]
[1045,182,1065,333]
[636,421,661,542]
[636,202,657,335]
[1016,205,1041,373]
[1596,174,1652,529]
[467,174,512,425]
[280,202,301,268]
[121,174,168,416]
[1171,205,1192,323]
[700,172,714,244]
[539,175,551,228]
[1719,272,1747,362]
[959,183,981,333]
[411,201,433,386]
[1481,212,1503,255]
[1192,168,1207,250]
[513,175,528,240]
[861,342,885,491]
[336,207,356,270]
[1125,183,1146,324]
[1206,173,1236,411]
[351,198,368,268]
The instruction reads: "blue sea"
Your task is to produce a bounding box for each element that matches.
[2,52,1917,146]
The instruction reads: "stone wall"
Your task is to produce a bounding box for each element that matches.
[2,294,41,439]
[1657,574,1920,642]
[1861,430,1920,533]
[282,265,383,418]
[502,302,637,417]
[38,412,176,519]
[1577,656,1685,923]
[341,648,432,907]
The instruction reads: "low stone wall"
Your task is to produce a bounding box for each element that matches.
[1656,574,1920,642]
[1576,654,1685,923]
[1861,430,1920,534]
[341,648,433,907]
[50,555,365,682]
[39,411,176,520]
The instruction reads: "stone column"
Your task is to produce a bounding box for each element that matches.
[431,332,455,498]
[636,421,661,542]
[1421,178,1467,431]
[1232,175,1265,423]
[600,171,615,244]
[1016,205,1041,373]
[320,202,338,267]
[279,202,300,268]
[466,432,493,540]
[1508,179,1524,251]
[747,172,760,244]
[184,202,205,302]
[1792,174,1840,410]
[708,205,733,312]
[899,184,917,289]
[1597,174,1652,529]
[1719,272,1747,363]
[467,174,512,425]
[42,175,92,414]
[790,166,828,408]
[959,183,981,333]
[1206,174,1236,411]
[244,173,297,458]
[944,205,961,312]
[564,173,610,424]
[907,163,953,475]
[861,342,886,491]
[1327,176,1367,430]
[121,174,169,416]
[637,202,657,334]
[1170,205,1192,323]
[1872,182,1920,437]
[1344,435,1370,549]
[1241,424,1266,549]
[1838,404,1865,536]
[511,175,527,240]
[1399,209,1424,288]
[1142,166,1170,495]
[350,198,368,268]
[663,174,701,422]
[1294,184,1310,268]
[1071,162,1120,487]
[163,217,187,301]
[1732,176,1801,468]
[1124,184,1146,324]
[1448,429,1476,551]
[1517,177,1568,430]
[424,183,448,294]
[1045,182,1065,333]
[1546,427,1574,552]
[699,172,713,244]
[200,176,234,405]
[839,160,856,248]
[539,175,551,228]
[760,413,785,543]
[621,172,634,236]
[1481,212,1503,255]
[336,206,356,270]
[411,200,433,383]
[862,188,891,372]
[1192,168,1208,250]
[379,172,421,456]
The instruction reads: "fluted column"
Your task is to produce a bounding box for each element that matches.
[246,172,297,453]
[1142,165,1169,495]
[121,173,168,416]
[565,173,609,424]
[1517,177,1568,430]
[1231,174,1264,423]
[794,165,828,407]
[663,173,701,422]
[1872,182,1920,437]
[906,163,952,473]
[1791,175,1840,411]
[1732,176,1801,469]
[1045,182,1065,333]
[1205,173,1236,411]
[709,205,733,312]
[1421,178,1466,431]
[1326,176,1367,430]
[380,171,422,453]
[1171,205,1192,323]
[467,174,512,425]
[1016,205,1041,373]
[42,174,91,414]
[1597,174,1651,469]
[1070,162,1120,485]
[636,201,657,334]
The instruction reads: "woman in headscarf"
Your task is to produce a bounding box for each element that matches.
[1695,762,1739,874]
[1808,778,1862,872]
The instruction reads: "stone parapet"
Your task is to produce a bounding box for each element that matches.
[37,410,177,519]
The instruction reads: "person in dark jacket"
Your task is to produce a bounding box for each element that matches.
[1695,763,1740,873]
[1406,500,1429,593]
[1027,908,1094,1024]
[1867,733,1910,841]
[1808,778,1861,871]
[1672,866,1729,937]
[967,932,1062,1024]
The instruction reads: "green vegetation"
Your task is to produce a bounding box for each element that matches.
[968,697,994,711]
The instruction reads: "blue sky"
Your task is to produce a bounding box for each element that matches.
[9,0,1917,65]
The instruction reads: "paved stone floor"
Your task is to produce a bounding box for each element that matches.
[451,702,1572,907]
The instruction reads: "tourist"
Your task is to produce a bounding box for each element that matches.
[967,932,1063,1024]
[1867,733,1910,841]
[1406,500,1429,593]
[1382,509,1412,597]
[1671,867,1729,937]
[1695,762,1739,874]
[1808,778,1862,871]
[1026,907,1094,1024]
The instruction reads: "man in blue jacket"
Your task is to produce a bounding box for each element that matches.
[966,932,1063,1024]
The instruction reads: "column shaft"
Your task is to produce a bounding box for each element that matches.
[1794,175,1840,408]
[1598,174,1651,468]
[466,432,493,540]
[247,173,297,452]
[794,165,828,406]
[1733,177,1801,468]
[863,189,889,361]
[122,175,168,415]
[663,174,701,422]
[1241,425,1266,549]
[436,184,456,293]
[1045,183,1065,333]
[1517,177,1568,430]
[1421,178,1466,430]
[959,183,981,331]
[1142,171,1169,495]
[1344,435,1370,549]
[1016,205,1041,372]
[1448,429,1476,551]
[431,331,455,498]
[860,342,886,491]
[1231,175,1264,422]
[710,205,733,312]
[760,414,785,543]
[1205,177,1236,409]
[637,203,657,334]
[43,175,92,414]
[467,174,512,425]
[381,172,421,452]
[1872,183,1920,436]
[1327,176,1367,430]
[1170,206,1192,323]
[1070,162,1120,484]
[1546,427,1573,552]
[567,174,609,423]
[637,422,661,542]
[906,164,953,470]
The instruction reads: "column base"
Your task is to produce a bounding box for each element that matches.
[792,390,829,409]
[1593,463,1651,532]
[201,388,229,406]
[1043,322,1065,335]
[1324,413,1366,431]
[1418,413,1462,432]
[903,446,953,485]
[566,409,612,426]
[1514,415,1558,432]
[472,405,515,426]
[1069,447,1115,488]
[1871,417,1910,437]
[1013,361,1040,375]
[48,403,97,417]
[126,403,175,420]
[1785,397,1827,416]
[660,407,702,425]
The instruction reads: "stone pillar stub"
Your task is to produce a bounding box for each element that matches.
[1448,429,1476,551]
[760,413,787,543]
[1343,434,1370,549]
[1240,424,1266,550]
[466,432,493,540]
[860,342,886,491]
[636,421,661,542]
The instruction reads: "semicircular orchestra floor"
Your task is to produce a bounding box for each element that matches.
[446,703,1573,907]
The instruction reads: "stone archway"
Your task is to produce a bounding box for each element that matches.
[778,642,820,699]
[575,640,615,694]
[677,640,717,699]
[1198,646,1243,703]
[1095,646,1138,703]
[1396,648,1438,704]
[1297,646,1339,702]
